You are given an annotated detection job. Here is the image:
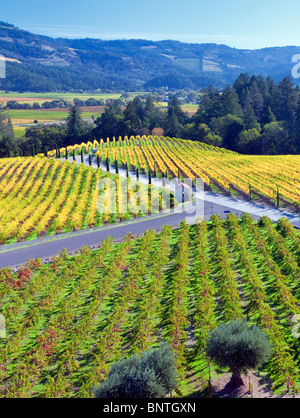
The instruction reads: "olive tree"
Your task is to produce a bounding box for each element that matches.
[205,320,273,389]
[94,342,178,398]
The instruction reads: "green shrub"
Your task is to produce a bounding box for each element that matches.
[94,342,178,398]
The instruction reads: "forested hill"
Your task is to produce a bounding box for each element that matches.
[0,21,299,92]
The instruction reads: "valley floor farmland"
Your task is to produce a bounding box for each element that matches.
[1,214,300,397]
[0,91,121,127]
[8,109,98,125]
[8,104,196,126]
[0,91,122,102]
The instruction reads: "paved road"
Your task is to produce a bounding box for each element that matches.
[0,199,259,269]
[0,154,298,269]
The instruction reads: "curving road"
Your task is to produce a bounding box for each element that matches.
[0,201,248,269]
[0,196,298,269]
[0,154,299,269]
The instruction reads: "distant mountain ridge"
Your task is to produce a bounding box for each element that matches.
[0,21,299,92]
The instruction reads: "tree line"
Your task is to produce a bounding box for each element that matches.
[1,72,300,157]
[89,74,300,155]
[5,97,107,110]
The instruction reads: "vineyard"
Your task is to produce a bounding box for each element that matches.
[1,214,300,397]
[3,134,300,246]
[0,156,173,245]
[51,135,300,208]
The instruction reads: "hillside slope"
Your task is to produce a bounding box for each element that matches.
[0,22,299,91]
[55,136,300,209]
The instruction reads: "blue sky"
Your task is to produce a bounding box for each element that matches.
[2,0,300,49]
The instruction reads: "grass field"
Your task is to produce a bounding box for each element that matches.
[8,109,99,125]
[0,91,122,101]
[0,92,122,118]
[13,126,26,137]
[8,104,196,126]
[155,102,198,115]
[182,104,198,113]
[0,97,53,106]
[1,91,198,127]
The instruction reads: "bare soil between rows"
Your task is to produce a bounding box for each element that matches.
[210,371,300,398]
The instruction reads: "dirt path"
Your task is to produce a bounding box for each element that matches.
[210,371,300,398]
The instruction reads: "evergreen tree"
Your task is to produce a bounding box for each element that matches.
[221,85,243,117]
[132,96,144,120]
[124,101,142,135]
[167,94,187,125]
[201,85,223,123]
[244,80,264,121]
[233,73,251,104]
[95,101,125,139]
[143,93,160,132]
[252,82,264,120]
[164,108,183,138]
[0,106,18,157]
[273,77,298,122]
[261,105,276,125]
[294,97,300,152]
[5,115,15,139]
[66,105,85,144]
[192,102,206,125]
[0,135,18,158]
[256,74,272,107]
[243,106,261,131]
